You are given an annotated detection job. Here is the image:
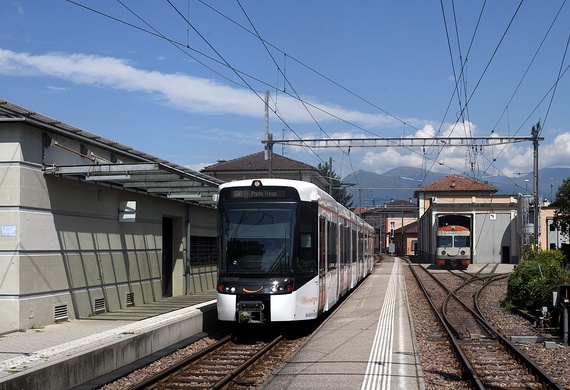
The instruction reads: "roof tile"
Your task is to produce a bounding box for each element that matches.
[201,151,317,172]
[417,174,497,193]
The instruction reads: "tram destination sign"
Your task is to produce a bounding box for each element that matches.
[229,188,287,199]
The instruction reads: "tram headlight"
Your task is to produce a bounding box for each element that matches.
[441,250,446,255]
[217,282,236,294]
[270,281,294,294]
[460,250,466,255]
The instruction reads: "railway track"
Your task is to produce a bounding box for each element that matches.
[126,333,283,390]
[408,261,564,390]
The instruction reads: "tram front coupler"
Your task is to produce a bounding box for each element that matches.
[237,300,265,324]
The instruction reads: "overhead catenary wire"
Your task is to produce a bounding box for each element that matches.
[235,0,347,157]
[67,0,501,179]
[65,0,568,188]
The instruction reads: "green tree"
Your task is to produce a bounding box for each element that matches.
[553,177,570,238]
[553,178,570,262]
[317,162,353,208]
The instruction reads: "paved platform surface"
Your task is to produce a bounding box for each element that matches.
[263,257,425,390]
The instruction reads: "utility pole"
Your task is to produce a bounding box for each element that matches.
[263,90,273,178]
[328,157,333,194]
[532,122,541,248]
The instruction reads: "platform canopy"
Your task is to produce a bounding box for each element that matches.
[43,162,221,205]
[1,99,223,206]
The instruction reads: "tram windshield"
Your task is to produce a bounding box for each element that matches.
[436,235,470,248]
[454,235,470,247]
[436,236,452,247]
[219,202,296,276]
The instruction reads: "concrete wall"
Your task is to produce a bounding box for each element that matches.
[473,212,514,263]
[0,122,218,334]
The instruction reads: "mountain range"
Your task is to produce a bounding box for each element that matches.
[342,166,570,208]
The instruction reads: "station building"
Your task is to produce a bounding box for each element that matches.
[0,99,223,333]
[415,174,521,264]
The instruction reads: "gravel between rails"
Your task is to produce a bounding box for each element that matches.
[404,262,570,390]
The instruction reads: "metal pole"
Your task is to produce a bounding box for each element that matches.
[328,157,333,194]
[532,123,540,248]
[401,207,404,256]
[264,90,273,178]
[562,299,568,345]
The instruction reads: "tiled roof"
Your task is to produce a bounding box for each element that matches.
[201,151,317,173]
[416,174,497,193]
[402,220,419,234]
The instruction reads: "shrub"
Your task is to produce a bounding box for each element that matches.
[507,249,570,312]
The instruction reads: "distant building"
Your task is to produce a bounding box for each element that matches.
[360,199,418,255]
[540,202,569,251]
[415,174,520,264]
[201,151,329,189]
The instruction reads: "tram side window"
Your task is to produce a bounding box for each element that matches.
[327,221,337,270]
[298,203,317,274]
[343,226,350,265]
[351,230,357,262]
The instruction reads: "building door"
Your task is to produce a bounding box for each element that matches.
[162,217,173,297]
[501,246,510,264]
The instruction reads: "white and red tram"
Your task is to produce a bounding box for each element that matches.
[215,179,374,324]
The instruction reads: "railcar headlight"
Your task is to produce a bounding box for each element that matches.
[217,282,236,294]
[460,250,466,255]
[270,281,294,294]
[441,250,446,255]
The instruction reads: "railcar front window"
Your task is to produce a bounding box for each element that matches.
[436,236,452,247]
[219,203,296,276]
[454,236,470,247]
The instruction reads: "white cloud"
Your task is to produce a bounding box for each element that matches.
[0,49,399,127]
[361,149,425,174]
[46,85,66,92]
[186,162,211,172]
[541,133,570,168]
[3,49,569,176]
[14,2,24,15]
[0,49,263,116]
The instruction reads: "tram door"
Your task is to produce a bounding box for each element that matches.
[318,217,326,314]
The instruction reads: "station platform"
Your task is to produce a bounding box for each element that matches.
[0,291,217,390]
[263,256,425,390]
[262,258,515,390]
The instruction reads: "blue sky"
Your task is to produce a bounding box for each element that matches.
[1,1,569,181]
